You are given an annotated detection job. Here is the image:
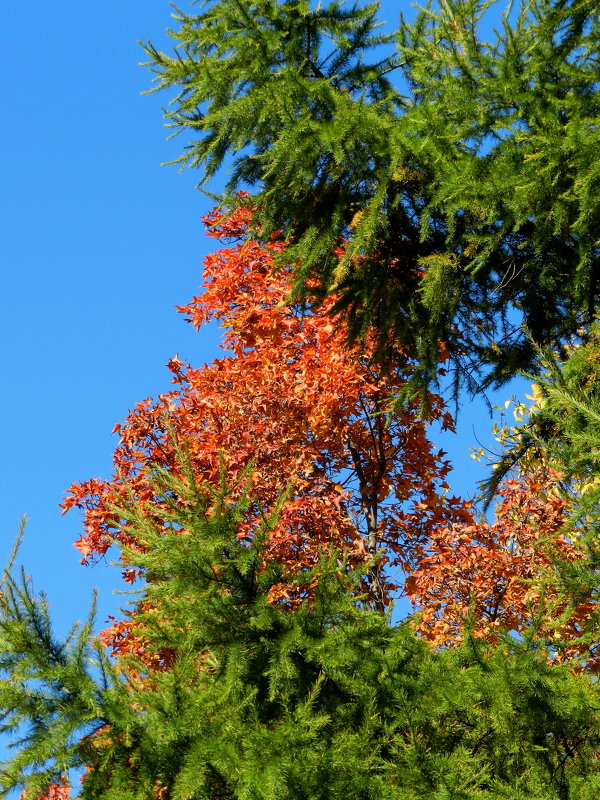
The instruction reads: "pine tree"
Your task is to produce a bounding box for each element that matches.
[3,467,600,800]
[143,0,600,392]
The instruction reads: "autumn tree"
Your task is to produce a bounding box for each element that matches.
[416,332,600,662]
[143,0,600,391]
[57,203,599,670]
[62,203,470,626]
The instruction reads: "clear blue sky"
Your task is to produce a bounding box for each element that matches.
[0,1,523,644]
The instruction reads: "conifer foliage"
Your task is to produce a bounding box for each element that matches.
[3,475,600,800]
[144,0,600,390]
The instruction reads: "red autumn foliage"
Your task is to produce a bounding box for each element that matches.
[406,467,597,668]
[62,203,471,630]
[21,779,70,800]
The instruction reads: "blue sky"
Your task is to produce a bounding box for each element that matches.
[1,1,223,629]
[0,1,523,646]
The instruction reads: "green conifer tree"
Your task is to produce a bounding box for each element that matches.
[143,0,600,392]
[2,462,600,800]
